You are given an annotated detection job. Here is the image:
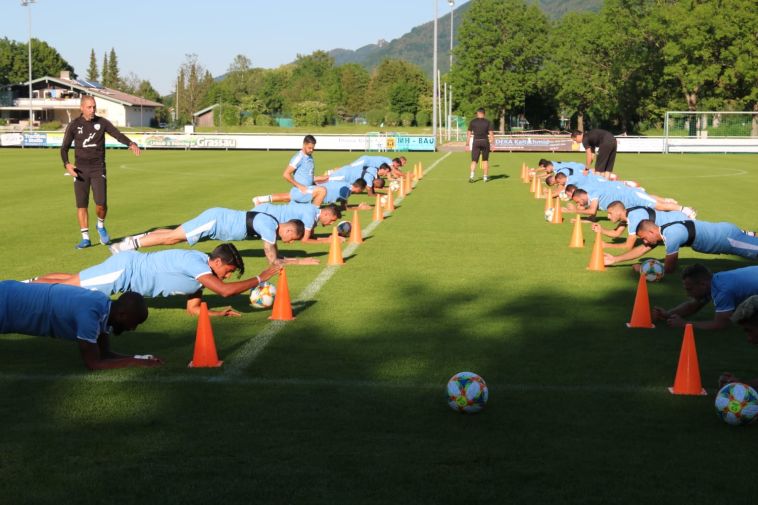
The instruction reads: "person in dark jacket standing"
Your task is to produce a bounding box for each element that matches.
[61,95,141,249]
[571,129,617,176]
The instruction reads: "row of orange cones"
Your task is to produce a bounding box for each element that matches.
[189,162,426,368]
[521,161,706,395]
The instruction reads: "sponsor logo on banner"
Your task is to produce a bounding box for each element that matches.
[492,136,574,152]
[0,132,24,146]
[23,133,48,146]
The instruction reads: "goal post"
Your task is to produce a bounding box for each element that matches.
[664,111,758,153]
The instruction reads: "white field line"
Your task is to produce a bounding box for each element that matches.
[222,152,452,376]
[0,371,689,395]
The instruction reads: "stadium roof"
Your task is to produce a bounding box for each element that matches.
[16,75,163,108]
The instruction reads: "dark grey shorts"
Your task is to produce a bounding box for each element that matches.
[73,165,107,208]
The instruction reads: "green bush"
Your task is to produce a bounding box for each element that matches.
[384,111,400,127]
[213,103,241,127]
[366,109,385,127]
[292,101,328,127]
[39,120,61,130]
[255,114,273,127]
[0,118,7,126]
[400,112,415,127]
[415,110,430,127]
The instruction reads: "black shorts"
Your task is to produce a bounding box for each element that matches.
[73,165,107,208]
[594,141,617,173]
[471,139,491,162]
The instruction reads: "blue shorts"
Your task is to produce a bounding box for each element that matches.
[289,186,314,204]
[181,208,247,246]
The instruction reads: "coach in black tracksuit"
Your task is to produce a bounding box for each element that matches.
[571,128,617,174]
[61,95,141,249]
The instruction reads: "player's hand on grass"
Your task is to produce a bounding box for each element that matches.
[298,257,320,265]
[631,263,642,273]
[591,223,602,233]
[652,306,669,321]
[133,354,164,367]
[212,307,241,317]
[357,202,371,210]
[603,253,616,266]
[666,314,686,328]
[565,202,576,212]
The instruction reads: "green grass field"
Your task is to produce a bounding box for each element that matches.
[0,147,757,504]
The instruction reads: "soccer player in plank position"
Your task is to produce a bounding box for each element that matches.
[61,95,142,249]
[0,280,162,370]
[251,135,329,206]
[316,179,372,212]
[626,219,758,273]
[718,296,758,389]
[108,206,320,265]
[249,202,343,243]
[326,162,391,196]
[349,155,407,179]
[32,244,280,317]
[568,186,695,221]
[651,264,758,330]
[590,201,691,261]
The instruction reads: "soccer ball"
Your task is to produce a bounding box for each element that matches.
[447,372,489,414]
[639,259,665,282]
[544,208,555,222]
[558,190,570,201]
[249,281,276,309]
[380,195,388,206]
[389,180,401,192]
[336,220,351,237]
[715,383,758,426]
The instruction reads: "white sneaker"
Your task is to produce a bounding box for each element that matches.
[681,206,697,220]
[108,237,137,255]
[252,196,265,207]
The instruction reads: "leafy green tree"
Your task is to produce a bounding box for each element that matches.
[0,37,74,85]
[389,81,419,115]
[335,63,369,119]
[292,101,328,127]
[175,54,214,120]
[213,103,241,127]
[450,0,549,131]
[366,59,429,113]
[87,49,98,81]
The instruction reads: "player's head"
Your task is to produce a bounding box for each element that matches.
[279,219,306,243]
[109,291,148,335]
[571,189,589,207]
[351,178,368,193]
[393,157,406,167]
[80,95,96,120]
[538,158,553,169]
[373,177,385,189]
[377,163,391,176]
[476,108,485,117]
[545,174,557,186]
[302,135,317,155]
[555,173,567,185]
[732,295,758,344]
[635,220,661,246]
[564,184,577,197]
[606,201,627,223]
[209,243,245,279]
[571,130,584,142]
[680,263,712,300]
[319,204,341,225]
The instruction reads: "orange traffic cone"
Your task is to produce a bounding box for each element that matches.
[550,200,564,224]
[521,162,527,183]
[587,230,606,271]
[397,176,406,198]
[529,171,537,193]
[405,172,413,193]
[626,273,655,328]
[327,227,344,265]
[534,178,545,199]
[544,187,553,213]
[414,162,420,180]
[668,324,707,395]
[417,162,424,179]
[568,213,584,247]
[269,268,295,321]
[373,195,384,222]
[384,188,395,212]
[188,302,223,368]
[349,210,363,244]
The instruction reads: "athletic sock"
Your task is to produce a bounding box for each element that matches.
[97,218,105,229]
[134,237,142,249]
[81,228,90,240]
[469,171,475,179]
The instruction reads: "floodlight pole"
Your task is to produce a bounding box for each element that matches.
[432,0,438,148]
[21,0,36,138]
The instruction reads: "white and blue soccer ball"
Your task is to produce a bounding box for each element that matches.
[715,383,758,426]
[558,190,570,202]
[336,220,352,238]
[640,258,665,282]
[389,180,401,192]
[447,372,489,414]
[249,281,276,309]
[544,207,555,222]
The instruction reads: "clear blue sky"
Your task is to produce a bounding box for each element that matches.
[1,0,469,95]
